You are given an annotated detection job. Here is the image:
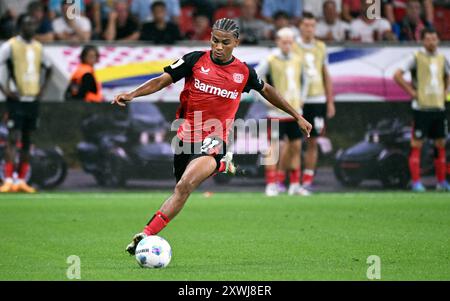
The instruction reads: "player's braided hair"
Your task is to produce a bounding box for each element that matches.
[212,18,240,39]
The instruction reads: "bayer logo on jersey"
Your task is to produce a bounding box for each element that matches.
[233,73,244,83]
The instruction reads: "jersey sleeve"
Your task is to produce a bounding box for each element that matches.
[301,64,309,101]
[243,63,265,93]
[41,48,52,69]
[322,43,329,66]
[0,42,11,65]
[400,53,416,73]
[444,56,450,76]
[163,51,205,83]
[255,58,269,80]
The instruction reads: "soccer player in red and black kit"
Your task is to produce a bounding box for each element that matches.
[111,18,312,255]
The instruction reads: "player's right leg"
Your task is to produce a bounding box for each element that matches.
[126,155,217,254]
[410,110,427,192]
[434,138,449,191]
[0,129,20,193]
[409,137,425,192]
[264,141,283,196]
[12,129,36,193]
[302,137,318,188]
[285,139,310,196]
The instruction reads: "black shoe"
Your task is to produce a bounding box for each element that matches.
[125,232,147,255]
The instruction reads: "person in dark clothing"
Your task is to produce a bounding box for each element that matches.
[395,0,431,41]
[139,1,181,44]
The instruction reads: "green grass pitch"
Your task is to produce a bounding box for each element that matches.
[0,192,449,280]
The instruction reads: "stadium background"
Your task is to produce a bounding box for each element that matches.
[0,43,449,191]
[0,0,450,281]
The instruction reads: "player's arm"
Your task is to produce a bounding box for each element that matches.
[36,66,52,100]
[37,52,53,100]
[0,42,18,100]
[245,63,312,136]
[113,51,204,107]
[260,83,312,137]
[393,54,417,99]
[444,58,450,93]
[393,69,416,99]
[112,72,173,107]
[322,64,335,118]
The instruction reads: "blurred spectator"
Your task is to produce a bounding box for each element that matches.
[66,45,103,102]
[383,0,433,25]
[0,0,33,17]
[0,0,34,39]
[185,11,211,41]
[103,0,139,41]
[268,11,300,41]
[235,0,270,44]
[209,0,244,6]
[180,0,215,22]
[394,0,431,41]
[303,0,341,19]
[139,1,181,44]
[342,0,361,22]
[53,0,92,42]
[131,0,180,23]
[382,0,396,25]
[349,0,395,42]
[213,0,242,21]
[48,0,86,19]
[92,0,132,39]
[316,0,350,42]
[261,0,303,25]
[27,1,54,43]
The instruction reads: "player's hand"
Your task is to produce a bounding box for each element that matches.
[326,102,336,119]
[111,92,134,107]
[410,89,417,99]
[298,117,312,138]
[5,91,19,101]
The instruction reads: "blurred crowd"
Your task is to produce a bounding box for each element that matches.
[0,0,449,44]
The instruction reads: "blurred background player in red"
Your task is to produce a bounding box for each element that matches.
[0,15,53,193]
[394,28,450,192]
[295,13,335,189]
[111,18,312,255]
[256,27,310,197]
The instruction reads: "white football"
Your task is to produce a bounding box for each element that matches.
[135,235,172,268]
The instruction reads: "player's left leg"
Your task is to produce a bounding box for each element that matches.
[126,155,217,254]
[276,141,288,193]
[286,139,310,196]
[12,129,36,193]
[0,129,20,193]
[434,138,448,191]
[280,121,309,196]
[431,112,449,191]
[302,105,325,188]
[302,137,318,188]
[157,155,217,220]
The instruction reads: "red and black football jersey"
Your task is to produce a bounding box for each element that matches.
[163,50,264,143]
